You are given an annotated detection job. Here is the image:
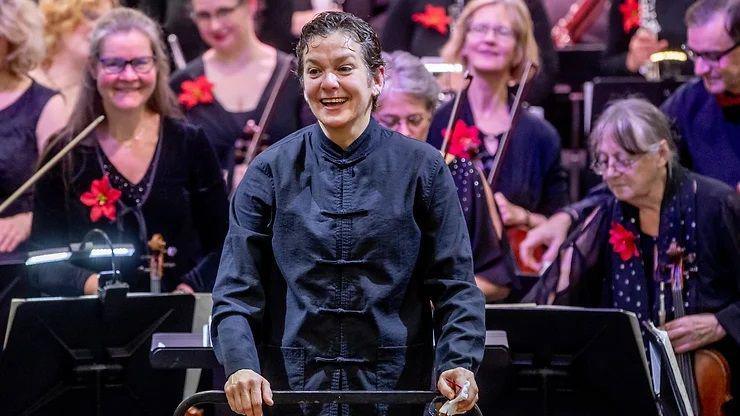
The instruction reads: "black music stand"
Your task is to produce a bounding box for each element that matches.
[480,305,660,416]
[0,293,194,416]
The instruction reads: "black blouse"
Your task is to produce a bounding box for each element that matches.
[29,117,229,295]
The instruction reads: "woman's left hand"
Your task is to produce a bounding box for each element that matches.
[665,313,727,353]
[174,283,195,294]
[494,192,530,227]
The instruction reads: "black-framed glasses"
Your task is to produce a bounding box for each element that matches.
[377,113,429,130]
[467,23,515,39]
[682,42,740,64]
[98,56,156,74]
[190,0,245,23]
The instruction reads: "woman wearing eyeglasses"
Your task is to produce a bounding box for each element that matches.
[170,0,312,189]
[375,50,516,301]
[427,0,568,274]
[525,98,739,403]
[29,8,229,296]
[30,0,117,122]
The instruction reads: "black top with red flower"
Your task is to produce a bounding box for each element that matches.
[381,0,559,104]
[170,52,313,177]
[428,94,569,216]
[602,0,694,75]
[29,117,229,296]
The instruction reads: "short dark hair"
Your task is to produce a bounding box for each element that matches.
[686,0,740,42]
[295,11,384,108]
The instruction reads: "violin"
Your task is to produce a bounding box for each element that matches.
[551,0,609,48]
[665,241,732,416]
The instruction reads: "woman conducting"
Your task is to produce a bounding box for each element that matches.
[211,11,485,416]
[30,7,229,296]
[525,98,739,407]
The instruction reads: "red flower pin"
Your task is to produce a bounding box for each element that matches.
[79,175,122,222]
[178,75,214,109]
[412,4,451,35]
[608,221,640,261]
[619,0,640,33]
[443,119,481,160]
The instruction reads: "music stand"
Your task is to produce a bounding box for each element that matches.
[0,293,194,416]
[480,305,660,416]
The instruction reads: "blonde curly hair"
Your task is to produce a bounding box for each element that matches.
[0,0,45,76]
[38,0,118,67]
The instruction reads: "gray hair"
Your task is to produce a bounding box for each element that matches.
[380,51,440,112]
[62,7,180,140]
[0,0,45,77]
[686,0,740,42]
[589,98,677,167]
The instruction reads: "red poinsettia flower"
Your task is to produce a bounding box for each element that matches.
[442,119,481,160]
[412,4,451,35]
[79,175,122,222]
[619,0,640,33]
[178,75,214,109]
[608,221,640,261]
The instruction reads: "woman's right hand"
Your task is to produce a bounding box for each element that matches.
[626,29,668,73]
[0,212,32,253]
[225,369,274,416]
[519,212,572,271]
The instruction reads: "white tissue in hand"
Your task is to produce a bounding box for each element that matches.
[438,380,470,415]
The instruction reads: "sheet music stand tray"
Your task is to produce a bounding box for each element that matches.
[0,293,194,416]
[480,305,660,416]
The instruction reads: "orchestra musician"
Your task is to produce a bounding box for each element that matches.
[29,7,228,296]
[524,98,739,408]
[30,0,117,122]
[211,11,484,416]
[170,0,312,189]
[375,50,515,301]
[427,0,568,245]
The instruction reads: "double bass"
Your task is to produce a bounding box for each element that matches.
[664,241,732,416]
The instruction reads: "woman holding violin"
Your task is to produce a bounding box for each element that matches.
[29,8,228,296]
[375,50,515,301]
[170,0,312,188]
[427,0,568,243]
[527,98,739,414]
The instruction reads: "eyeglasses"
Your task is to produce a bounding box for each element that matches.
[467,23,515,39]
[98,56,156,74]
[377,114,428,130]
[190,0,245,23]
[682,42,740,64]
[590,150,657,175]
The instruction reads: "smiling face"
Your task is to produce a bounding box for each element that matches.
[462,3,519,76]
[94,30,157,113]
[191,0,252,53]
[687,13,740,95]
[301,31,384,142]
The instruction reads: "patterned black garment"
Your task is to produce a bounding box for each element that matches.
[526,165,740,404]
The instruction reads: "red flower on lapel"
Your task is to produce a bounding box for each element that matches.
[412,4,451,35]
[609,221,639,261]
[443,119,481,160]
[79,175,122,222]
[619,0,640,33]
[178,75,214,109]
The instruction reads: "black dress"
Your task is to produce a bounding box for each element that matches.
[29,117,229,295]
[381,0,559,104]
[170,52,312,183]
[0,80,57,336]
